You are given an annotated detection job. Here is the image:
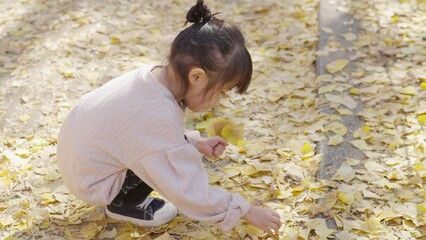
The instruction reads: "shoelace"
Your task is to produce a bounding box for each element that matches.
[136,196,154,210]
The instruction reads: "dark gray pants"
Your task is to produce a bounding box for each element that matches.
[111,170,153,206]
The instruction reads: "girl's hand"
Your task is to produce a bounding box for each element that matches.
[195,136,229,158]
[242,205,282,234]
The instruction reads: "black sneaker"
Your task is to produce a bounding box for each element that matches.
[106,196,177,227]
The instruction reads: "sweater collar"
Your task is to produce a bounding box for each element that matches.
[143,65,186,112]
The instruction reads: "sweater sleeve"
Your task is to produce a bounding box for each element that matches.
[129,143,250,231]
[184,130,201,146]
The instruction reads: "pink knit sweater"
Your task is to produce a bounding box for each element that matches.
[56,65,250,231]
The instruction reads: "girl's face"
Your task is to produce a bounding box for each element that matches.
[183,79,233,112]
[183,67,235,112]
[184,84,224,112]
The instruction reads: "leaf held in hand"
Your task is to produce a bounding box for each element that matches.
[205,118,244,145]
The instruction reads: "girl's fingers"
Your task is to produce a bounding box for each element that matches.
[213,145,225,157]
[262,225,273,234]
[206,147,215,158]
[271,218,281,227]
[271,214,281,224]
[213,146,222,158]
[214,136,229,146]
[215,145,225,154]
[272,211,280,218]
[268,222,279,233]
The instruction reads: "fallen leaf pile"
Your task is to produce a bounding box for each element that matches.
[0,0,424,239]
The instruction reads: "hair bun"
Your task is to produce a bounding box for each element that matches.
[186,0,212,24]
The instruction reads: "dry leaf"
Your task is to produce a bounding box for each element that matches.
[155,232,175,240]
[350,139,369,150]
[325,94,358,109]
[327,135,344,146]
[205,118,245,146]
[324,122,348,136]
[0,0,424,239]
[326,59,350,74]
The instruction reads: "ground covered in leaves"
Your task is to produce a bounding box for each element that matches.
[0,0,425,239]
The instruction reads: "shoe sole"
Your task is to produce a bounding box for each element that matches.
[105,202,177,227]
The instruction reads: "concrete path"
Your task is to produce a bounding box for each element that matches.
[316,0,365,232]
[316,0,365,183]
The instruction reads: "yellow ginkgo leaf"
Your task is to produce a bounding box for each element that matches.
[301,151,315,160]
[267,88,286,102]
[221,125,238,146]
[335,231,358,240]
[237,139,247,147]
[350,139,369,150]
[19,114,31,122]
[154,232,176,240]
[244,225,265,237]
[0,176,11,189]
[328,135,344,146]
[352,68,365,78]
[110,37,121,45]
[332,163,355,181]
[100,228,118,239]
[413,161,425,172]
[301,143,313,154]
[342,32,357,41]
[195,120,210,130]
[235,165,257,176]
[14,148,31,158]
[365,217,383,232]
[318,84,338,94]
[361,125,371,133]
[349,88,359,95]
[0,215,14,227]
[81,223,101,239]
[325,94,358,109]
[326,59,349,74]
[206,118,230,137]
[418,203,426,213]
[203,112,215,120]
[399,86,417,96]
[338,191,355,205]
[421,82,426,90]
[377,209,401,221]
[114,232,133,240]
[307,219,336,238]
[418,114,426,125]
[205,118,244,145]
[325,122,348,136]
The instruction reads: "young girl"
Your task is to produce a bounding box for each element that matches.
[57,0,281,234]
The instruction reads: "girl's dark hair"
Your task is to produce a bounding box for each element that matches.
[169,0,252,99]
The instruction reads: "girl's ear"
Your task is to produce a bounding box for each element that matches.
[188,67,208,86]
